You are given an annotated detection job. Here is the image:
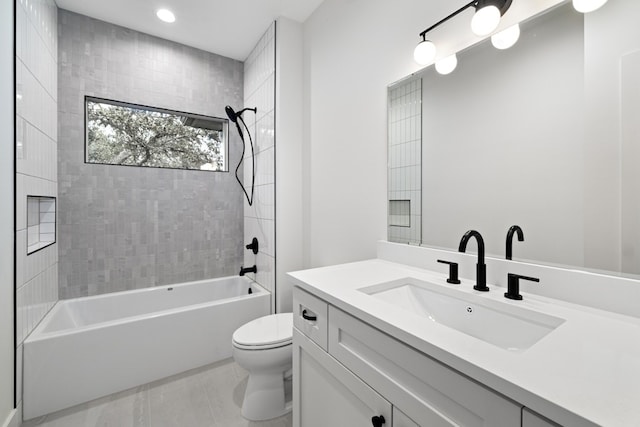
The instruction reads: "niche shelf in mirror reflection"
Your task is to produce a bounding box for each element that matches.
[27,196,56,255]
[389,200,411,227]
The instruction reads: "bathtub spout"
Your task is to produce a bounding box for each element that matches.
[240,265,257,276]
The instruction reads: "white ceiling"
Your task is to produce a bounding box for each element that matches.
[55,0,324,61]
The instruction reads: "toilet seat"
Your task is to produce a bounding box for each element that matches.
[232,313,293,350]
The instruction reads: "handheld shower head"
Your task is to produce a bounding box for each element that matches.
[225,105,238,123]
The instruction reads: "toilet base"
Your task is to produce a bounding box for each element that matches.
[241,371,292,421]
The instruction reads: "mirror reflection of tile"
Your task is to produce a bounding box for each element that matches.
[388,78,422,244]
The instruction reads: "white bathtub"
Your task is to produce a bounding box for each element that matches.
[23,276,270,420]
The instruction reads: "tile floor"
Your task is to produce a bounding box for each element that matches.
[22,358,292,427]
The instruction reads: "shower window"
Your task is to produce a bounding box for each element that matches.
[85,97,228,172]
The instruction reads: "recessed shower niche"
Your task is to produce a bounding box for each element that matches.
[26,196,56,255]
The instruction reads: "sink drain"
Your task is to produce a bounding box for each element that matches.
[466,306,473,314]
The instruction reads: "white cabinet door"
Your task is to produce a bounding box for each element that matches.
[393,407,420,427]
[523,408,561,427]
[293,329,391,427]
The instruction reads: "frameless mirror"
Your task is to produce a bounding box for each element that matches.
[387,0,640,278]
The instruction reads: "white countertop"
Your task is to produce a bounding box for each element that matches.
[288,259,640,427]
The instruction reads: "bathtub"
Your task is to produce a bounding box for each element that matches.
[23,275,270,420]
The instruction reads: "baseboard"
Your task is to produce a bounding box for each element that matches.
[2,402,21,427]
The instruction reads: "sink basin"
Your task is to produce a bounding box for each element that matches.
[359,277,565,352]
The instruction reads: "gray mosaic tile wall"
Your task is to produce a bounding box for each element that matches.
[58,10,245,298]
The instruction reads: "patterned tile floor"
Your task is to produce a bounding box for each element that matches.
[22,358,292,427]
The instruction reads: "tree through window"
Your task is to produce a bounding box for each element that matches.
[86,97,228,172]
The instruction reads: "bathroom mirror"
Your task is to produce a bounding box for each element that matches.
[388,0,640,277]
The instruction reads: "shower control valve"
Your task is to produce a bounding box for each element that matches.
[246,237,259,254]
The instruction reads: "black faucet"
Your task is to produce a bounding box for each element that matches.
[506,225,524,260]
[239,265,257,276]
[458,230,489,292]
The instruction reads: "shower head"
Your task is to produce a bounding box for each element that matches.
[225,105,257,124]
[225,105,239,123]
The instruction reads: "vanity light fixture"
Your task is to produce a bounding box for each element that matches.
[471,0,513,36]
[491,23,520,50]
[435,54,458,75]
[414,0,513,66]
[572,0,608,13]
[156,8,176,23]
[414,36,437,65]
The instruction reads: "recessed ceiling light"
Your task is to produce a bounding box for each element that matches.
[156,9,176,23]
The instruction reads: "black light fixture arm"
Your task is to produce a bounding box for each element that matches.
[419,0,477,38]
[418,0,512,38]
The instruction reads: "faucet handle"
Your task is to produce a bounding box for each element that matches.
[505,273,539,300]
[437,259,461,284]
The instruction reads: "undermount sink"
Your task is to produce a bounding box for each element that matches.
[359,277,565,352]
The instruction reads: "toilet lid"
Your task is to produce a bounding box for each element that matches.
[233,313,293,348]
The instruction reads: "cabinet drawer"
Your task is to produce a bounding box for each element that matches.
[293,287,328,351]
[328,306,522,427]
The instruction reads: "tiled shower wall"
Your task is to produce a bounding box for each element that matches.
[58,10,245,298]
[388,78,422,244]
[243,23,276,311]
[15,0,59,409]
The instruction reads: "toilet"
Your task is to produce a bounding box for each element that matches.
[232,313,293,421]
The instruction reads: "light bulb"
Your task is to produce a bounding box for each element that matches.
[491,24,520,50]
[573,0,608,13]
[156,9,176,23]
[435,54,458,75]
[471,5,501,36]
[414,40,437,65]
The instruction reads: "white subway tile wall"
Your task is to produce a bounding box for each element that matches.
[388,78,422,244]
[243,23,276,311]
[16,0,59,408]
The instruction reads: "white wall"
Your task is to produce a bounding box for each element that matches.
[302,0,449,268]
[0,1,15,425]
[275,17,304,312]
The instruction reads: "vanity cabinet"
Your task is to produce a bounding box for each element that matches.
[293,287,521,427]
[328,306,521,426]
